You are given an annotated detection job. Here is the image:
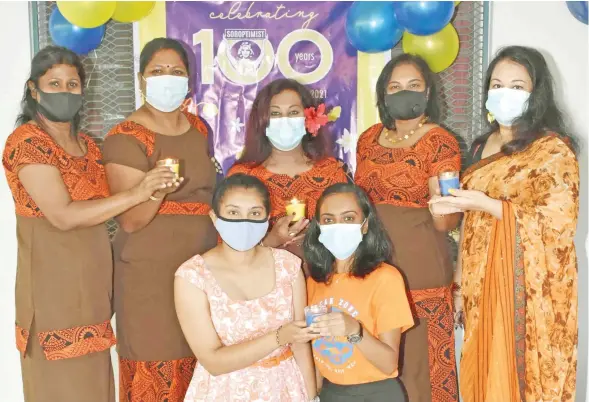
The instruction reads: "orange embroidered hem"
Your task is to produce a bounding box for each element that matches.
[15,325,30,356]
[119,356,196,402]
[36,319,116,361]
[410,286,459,402]
[158,201,211,216]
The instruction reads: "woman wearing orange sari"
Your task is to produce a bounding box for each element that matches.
[430,46,578,402]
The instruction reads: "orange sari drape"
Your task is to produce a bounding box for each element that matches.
[460,202,522,402]
[459,135,578,402]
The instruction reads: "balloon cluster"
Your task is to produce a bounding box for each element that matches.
[49,1,155,55]
[345,1,460,73]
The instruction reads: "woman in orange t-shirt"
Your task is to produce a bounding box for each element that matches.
[304,183,414,401]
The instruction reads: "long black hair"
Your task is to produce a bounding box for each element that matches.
[473,45,577,155]
[303,183,393,283]
[376,53,441,129]
[16,46,85,134]
[139,37,191,75]
[211,173,271,217]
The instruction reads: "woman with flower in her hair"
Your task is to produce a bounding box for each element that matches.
[228,78,349,260]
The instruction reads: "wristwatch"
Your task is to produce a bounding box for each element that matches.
[347,321,364,344]
[309,396,320,402]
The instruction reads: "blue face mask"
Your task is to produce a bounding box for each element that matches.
[265,117,307,151]
[214,216,269,252]
[485,88,531,127]
[318,220,366,260]
[144,75,189,113]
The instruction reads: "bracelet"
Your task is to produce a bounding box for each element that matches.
[275,325,283,346]
[149,195,164,201]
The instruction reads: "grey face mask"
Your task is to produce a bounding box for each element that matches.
[36,89,83,122]
[384,90,428,121]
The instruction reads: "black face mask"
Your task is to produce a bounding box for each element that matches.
[36,89,83,122]
[384,90,428,121]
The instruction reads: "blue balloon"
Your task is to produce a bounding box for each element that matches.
[49,7,106,55]
[345,2,403,53]
[393,1,455,36]
[566,1,588,24]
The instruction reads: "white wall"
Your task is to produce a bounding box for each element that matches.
[0,2,29,401]
[489,2,589,401]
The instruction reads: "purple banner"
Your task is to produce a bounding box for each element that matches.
[166,1,357,173]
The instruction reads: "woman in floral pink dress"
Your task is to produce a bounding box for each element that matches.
[175,173,319,402]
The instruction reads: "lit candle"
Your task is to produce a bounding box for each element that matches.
[285,197,306,222]
[156,158,180,180]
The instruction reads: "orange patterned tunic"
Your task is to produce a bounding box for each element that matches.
[354,124,461,402]
[2,123,115,361]
[355,124,461,208]
[228,157,349,222]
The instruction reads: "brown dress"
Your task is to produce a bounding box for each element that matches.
[102,112,219,402]
[355,124,460,402]
[2,124,116,402]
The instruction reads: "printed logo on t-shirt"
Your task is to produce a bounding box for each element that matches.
[312,297,360,374]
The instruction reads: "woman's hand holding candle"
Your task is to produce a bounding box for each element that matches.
[262,215,309,248]
[152,158,184,199]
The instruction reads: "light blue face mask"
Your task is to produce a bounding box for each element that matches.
[485,88,531,127]
[318,220,366,260]
[214,216,269,252]
[265,116,307,151]
[144,75,189,113]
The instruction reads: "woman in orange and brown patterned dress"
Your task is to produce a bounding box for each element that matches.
[354,54,461,402]
[2,46,176,402]
[430,46,578,402]
[102,38,220,402]
[228,79,349,259]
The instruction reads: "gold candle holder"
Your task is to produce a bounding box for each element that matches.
[156,158,180,180]
[285,198,306,222]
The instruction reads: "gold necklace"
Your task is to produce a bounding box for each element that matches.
[384,117,428,144]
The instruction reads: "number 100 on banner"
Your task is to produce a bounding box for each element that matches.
[193,28,334,86]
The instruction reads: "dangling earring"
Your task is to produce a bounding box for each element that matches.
[487,112,495,124]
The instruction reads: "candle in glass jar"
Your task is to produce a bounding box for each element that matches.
[438,171,460,196]
[305,304,331,328]
[156,158,180,180]
[285,198,306,222]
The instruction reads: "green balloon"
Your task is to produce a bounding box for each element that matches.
[402,24,460,73]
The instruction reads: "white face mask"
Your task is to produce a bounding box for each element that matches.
[485,88,531,127]
[144,75,189,113]
[318,221,365,261]
[265,117,306,151]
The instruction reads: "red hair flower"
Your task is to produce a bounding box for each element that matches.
[304,103,329,137]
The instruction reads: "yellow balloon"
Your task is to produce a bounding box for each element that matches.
[112,1,155,23]
[402,24,460,73]
[57,1,116,28]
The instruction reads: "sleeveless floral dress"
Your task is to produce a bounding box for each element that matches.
[175,248,308,402]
